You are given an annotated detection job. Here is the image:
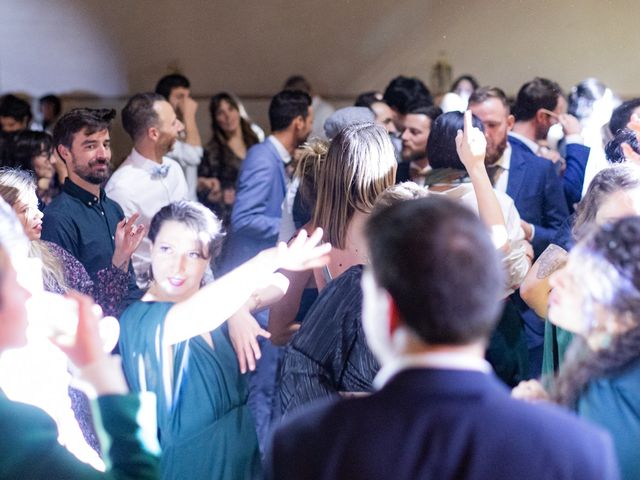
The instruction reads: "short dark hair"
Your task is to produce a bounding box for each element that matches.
[450,74,479,92]
[604,128,640,164]
[405,102,442,121]
[39,94,62,117]
[366,196,503,345]
[468,86,511,111]
[354,91,383,109]
[52,108,116,149]
[609,98,640,135]
[283,75,312,95]
[427,111,484,170]
[0,95,32,124]
[148,200,223,260]
[268,90,312,133]
[121,92,165,141]
[383,76,433,114]
[155,74,190,100]
[6,130,53,170]
[512,77,562,121]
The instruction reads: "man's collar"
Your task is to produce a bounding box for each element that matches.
[373,350,492,390]
[267,135,292,165]
[62,177,104,206]
[129,148,168,172]
[508,131,539,154]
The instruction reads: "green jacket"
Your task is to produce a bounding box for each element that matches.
[0,391,160,479]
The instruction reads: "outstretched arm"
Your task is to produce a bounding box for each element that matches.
[520,243,568,318]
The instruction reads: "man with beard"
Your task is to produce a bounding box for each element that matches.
[42,108,143,310]
[396,103,442,185]
[469,87,569,377]
[106,93,188,285]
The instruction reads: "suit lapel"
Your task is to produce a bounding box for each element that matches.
[506,139,528,202]
[263,139,288,198]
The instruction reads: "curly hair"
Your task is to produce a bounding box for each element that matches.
[552,216,640,406]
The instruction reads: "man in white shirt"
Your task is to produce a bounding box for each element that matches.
[267,196,618,480]
[155,74,203,201]
[106,92,188,285]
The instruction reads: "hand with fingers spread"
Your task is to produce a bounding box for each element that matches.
[112,212,146,271]
[228,305,271,374]
[456,109,487,171]
[273,227,332,272]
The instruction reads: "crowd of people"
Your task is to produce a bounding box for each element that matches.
[0,71,638,479]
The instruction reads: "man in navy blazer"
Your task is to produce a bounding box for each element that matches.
[267,196,619,480]
[509,77,590,213]
[220,89,313,451]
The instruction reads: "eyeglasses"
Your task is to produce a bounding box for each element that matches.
[539,108,560,123]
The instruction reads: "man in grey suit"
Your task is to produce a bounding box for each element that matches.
[267,196,619,480]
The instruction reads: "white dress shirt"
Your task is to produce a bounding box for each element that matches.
[105,148,188,284]
[166,139,203,201]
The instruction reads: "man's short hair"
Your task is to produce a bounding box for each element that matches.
[405,102,442,122]
[512,77,562,122]
[0,95,32,123]
[609,98,640,135]
[155,74,190,100]
[427,111,484,170]
[52,108,116,149]
[365,196,504,345]
[39,94,62,117]
[268,90,312,133]
[383,76,433,114]
[121,92,165,141]
[354,91,383,109]
[468,86,511,111]
[283,75,312,95]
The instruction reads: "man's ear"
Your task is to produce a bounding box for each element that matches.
[506,114,515,130]
[56,144,70,164]
[388,295,402,336]
[148,126,160,142]
[534,109,547,125]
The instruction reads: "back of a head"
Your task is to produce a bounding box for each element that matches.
[0,95,32,125]
[312,122,397,249]
[609,98,640,135]
[371,182,429,216]
[0,168,35,208]
[283,75,312,95]
[383,76,434,114]
[122,92,165,141]
[512,77,562,122]
[605,128,640,164]
[323,106,375,139]
[354,91,383,109]
[155,74,190,100]
[568,78,607,121]
[268,89,312,133]
[366,196,503,345]
[52,108,116,150]
[427,110,483,170]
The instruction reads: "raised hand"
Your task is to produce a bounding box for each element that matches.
[456,110,487,170]
[274,227,331,272]
[112,213,146,271]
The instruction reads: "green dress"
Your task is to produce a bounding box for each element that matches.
[541,321,574,377]
[118,301,261,480]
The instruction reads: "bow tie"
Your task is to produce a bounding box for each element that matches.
[151,164,170,179]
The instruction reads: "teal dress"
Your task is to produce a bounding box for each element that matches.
[541,321,574,376]
[118,301,261,480]
[577,357,640,480]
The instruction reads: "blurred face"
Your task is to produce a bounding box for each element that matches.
[401,114,431,162]
[547,256,588,335]
[0,249,31,351]
[150,220,209,302]
[154,100,184,154]
[215,99,241,135]
[295,106,314,146]
[60,128,112,185]
[595,188,640,225]
[168,86,190,111]
[454,79,475,101]
[470,98,514,165]
[0,116,28,133]
[32,146,55,180]
[13,191,43,241]
[371,101,397,134]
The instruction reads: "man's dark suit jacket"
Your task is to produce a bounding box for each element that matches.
[267,369,619,480]
[506,137,569,258]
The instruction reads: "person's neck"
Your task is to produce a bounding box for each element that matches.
[511,121,537,143]
[135,141,164,164]
[144,281,195,304]
[68,173,100,197]
[397,330,486,358]
[412,157,429,168]
[272,130,296,155]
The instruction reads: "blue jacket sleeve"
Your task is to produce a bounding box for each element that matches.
[563,143,589,210]
[531,162,570,257]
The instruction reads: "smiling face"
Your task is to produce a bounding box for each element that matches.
[59,128,112,187]
[215,99,241,135]
[154,100,184,155]
[149,220,209,303]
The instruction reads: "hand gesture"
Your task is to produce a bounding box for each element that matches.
[456,110,487,171]
[177,96,198,120]
[557,113,581,136]
[51,291,105,368]
[228,305,271,374]
[274,227,331,272]
[511,379,550,402]
[112,213,146,271]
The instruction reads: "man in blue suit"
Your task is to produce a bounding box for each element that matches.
[509,77,590,213]
[470,87,569,376]
[220,89,313,451]
[267,196,619,480]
